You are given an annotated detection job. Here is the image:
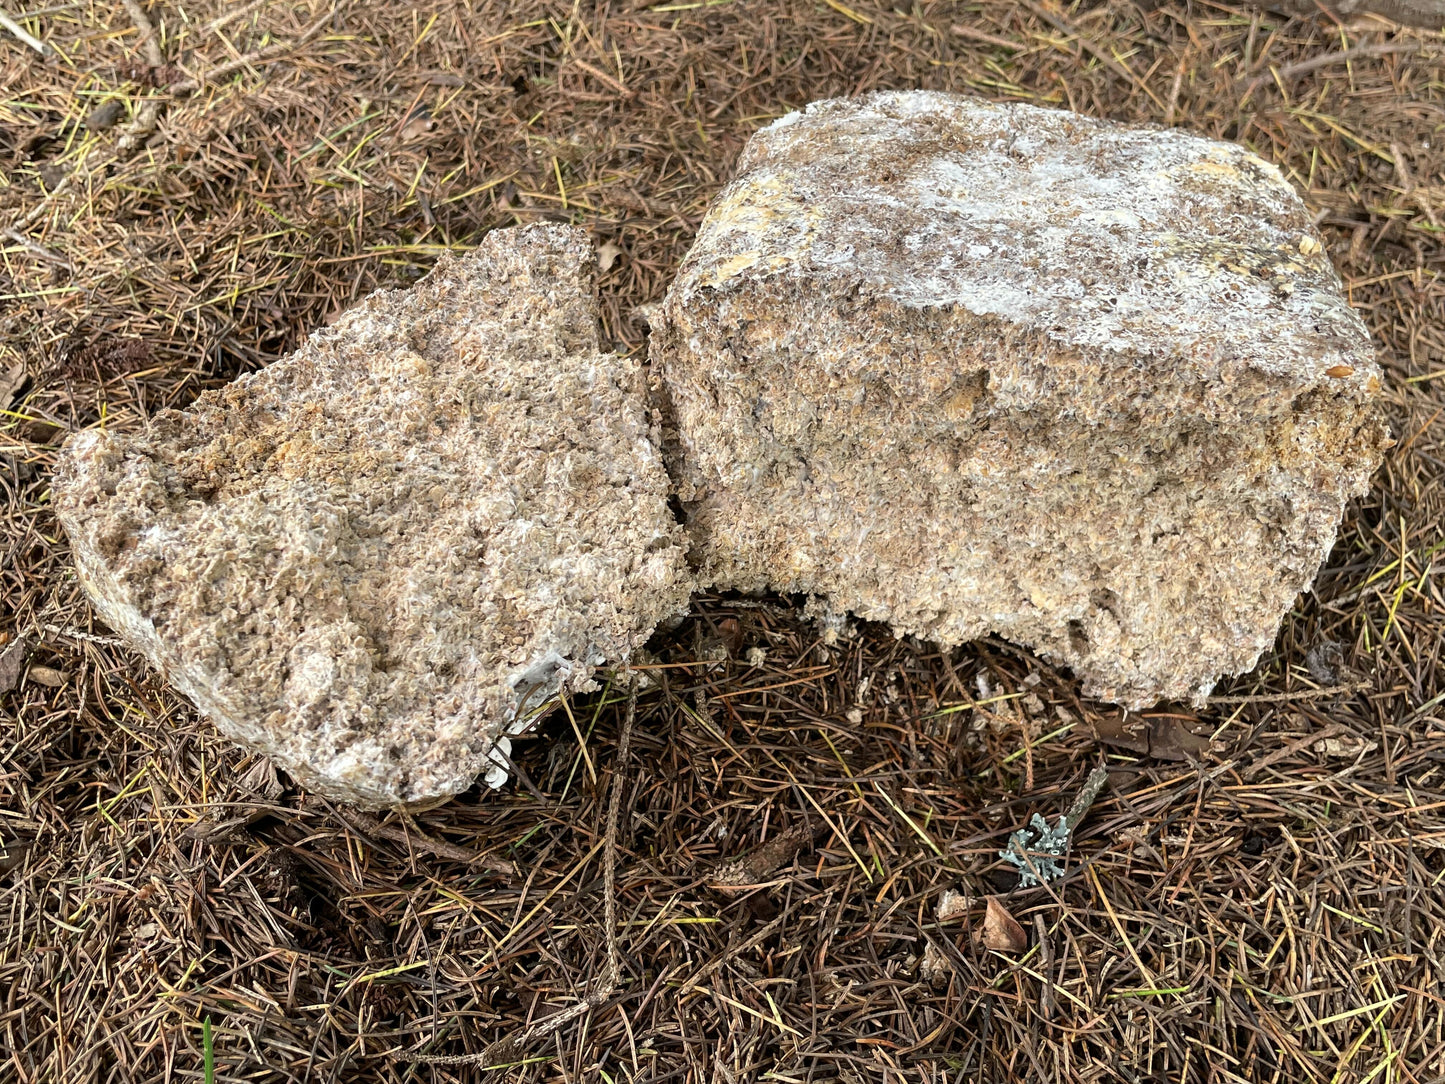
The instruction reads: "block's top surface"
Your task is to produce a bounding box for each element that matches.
[671,90,1375,388]
[54,224,691,807]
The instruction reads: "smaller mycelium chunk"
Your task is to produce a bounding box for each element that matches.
[53,224,692,808]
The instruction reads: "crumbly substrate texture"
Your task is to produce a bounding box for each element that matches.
[653,90,1389,708]
[53,224,691,807]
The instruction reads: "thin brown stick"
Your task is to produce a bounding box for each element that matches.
[1207,680,1372,705]
[677,913,788,997]
[1018,0,1162,107]
[1277,40,1426,79]
[406,673,638,1067]
[9,0,165,234]
[2,228,69,266]
[315,801,515,875]
[195,0,271,39]
[167,5,337,94]
[1243,41,1429,95]
[119,0,163,68]
[10,2,340,237]
[951,23,1023,51]
[1242,724,1348,779]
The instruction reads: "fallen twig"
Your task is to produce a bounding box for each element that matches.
[0,6,49,54]
[120,0,163,67]
[10,0,164,233]
[1207,680,1372,705]
[166,5,336,94]
[322,802,515,876]
[405,674,639,1067]
[2,228,70,267]
[1019,0,1162,107]
[40,624,125,647]
[1243,41,1431,97]
[8,1,340,236]
[677,912,788,997]
[951,23,1023,51]
[1242,724,1348,779]
[195,0,271,38]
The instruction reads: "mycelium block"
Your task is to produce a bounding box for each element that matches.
[55,224,692,806]
[652,91,1387,707]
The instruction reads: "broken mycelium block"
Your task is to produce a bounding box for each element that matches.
[54,224,691,807]
[652,91,1388,708]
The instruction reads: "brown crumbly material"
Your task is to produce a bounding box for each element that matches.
[653,91,1389,708]
[53,224,691,808]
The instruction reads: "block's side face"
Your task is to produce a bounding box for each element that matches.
[661,281,1385,705]
[55,224,690,806]
[657,92,1388,707]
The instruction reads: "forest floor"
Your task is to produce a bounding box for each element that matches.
[3,1,1445,1081]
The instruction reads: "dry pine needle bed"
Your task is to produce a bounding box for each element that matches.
[2,1,1445,1081]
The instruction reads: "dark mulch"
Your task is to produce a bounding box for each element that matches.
[3,1,1444,1080]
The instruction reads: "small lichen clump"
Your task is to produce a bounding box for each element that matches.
[1000,815,1073,888]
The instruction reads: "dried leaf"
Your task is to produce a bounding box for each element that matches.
[1146,716,1213,761]
[238,756,285,801]
[1090,710,1149,754]
[0,362,25,413]
[1305,640,1345,684]
[0,639,25,695]
[980,897,1027,953]
[27,665,66,688]
[0,839,29,874]
[398,107,435,143]
[717,616,743,654]
[1092,711,1213,761]
[85,100,127,131]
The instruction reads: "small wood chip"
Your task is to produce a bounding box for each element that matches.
[596,242,624,273]
[710,823,816,888]
[936,887,970,924]
[0,640,25,695]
